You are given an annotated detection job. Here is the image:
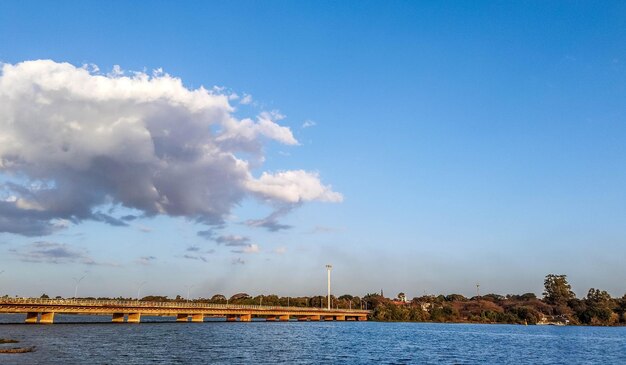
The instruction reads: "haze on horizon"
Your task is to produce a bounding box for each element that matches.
[0,1,625,300]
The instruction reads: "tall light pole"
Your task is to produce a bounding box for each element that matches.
[185,285,194,302]
[73,275,85,298]
[326,264,332,310]
[137,281,147,300]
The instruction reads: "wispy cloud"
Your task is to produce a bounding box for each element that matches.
[197,229,215,240]
[310,225,341,234]
[183,254,208,263]
[11,241,115,266]
[92,212,129,227]
[136,225,152,233]
[136,256,157,265]
[240,93,253,105]
[231,243,260,254]
[245,205,296,232]
[301,120,316,128]
[215,234,251,247]
[181,246,214,262]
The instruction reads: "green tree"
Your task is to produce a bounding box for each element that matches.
[586,288,611,304]
[578,288,615,325]
[543,274,575,305]
[210,294,227,303]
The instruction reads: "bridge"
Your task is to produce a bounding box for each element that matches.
[0,298,370,324]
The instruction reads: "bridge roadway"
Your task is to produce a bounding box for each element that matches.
[0,298,370,324]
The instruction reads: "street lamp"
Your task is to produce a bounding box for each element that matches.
[185,285,195,302]
[73,275,85,298]
[326,264,332,310]
[137,281,147,300]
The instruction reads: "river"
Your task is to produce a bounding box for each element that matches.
[1,315,625,364]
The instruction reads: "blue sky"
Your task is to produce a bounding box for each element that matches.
[0,1,625,299]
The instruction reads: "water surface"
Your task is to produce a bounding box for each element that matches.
[1,315,625,364]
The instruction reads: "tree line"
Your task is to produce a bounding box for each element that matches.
[365,274,626,325]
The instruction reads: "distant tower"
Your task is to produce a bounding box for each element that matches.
[326,264,332,310]
[381,289,384,298]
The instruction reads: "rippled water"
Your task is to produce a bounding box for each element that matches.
[1,315,625,364]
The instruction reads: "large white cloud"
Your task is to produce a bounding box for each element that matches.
[245,170,343,203]
[0,60,341,236]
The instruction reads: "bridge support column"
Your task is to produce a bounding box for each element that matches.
[191,314,204,323]
[25,312,38,324]
[177,314,189,322]
[128,313,141,323]
[309,315,320,321]
[335,315,346,321]
[279,315,290,321]
[40,312,55,324]
[357,316,368,321]
[240,314,252,322]
[226,314,237,322]
[266,316,276,321]
[112,313,125,323]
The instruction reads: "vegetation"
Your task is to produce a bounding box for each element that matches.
[362,274,626,326]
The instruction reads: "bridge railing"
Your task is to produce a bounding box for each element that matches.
[0,297,369,313]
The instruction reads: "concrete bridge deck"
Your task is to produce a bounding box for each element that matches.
[0,298,370,324]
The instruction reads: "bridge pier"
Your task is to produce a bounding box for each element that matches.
[112,313,125,323]
[25,312,38,324]
[176,314,189,322]
[279,315,290,321]
[335,315,346,321]
[309,315,320,321]
[40,312,55,324]
[191,314,204,323]
[127,313,141,323]
[240,314,252,322]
